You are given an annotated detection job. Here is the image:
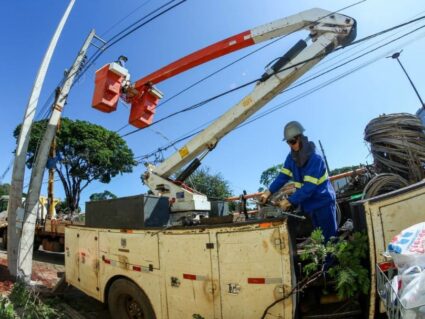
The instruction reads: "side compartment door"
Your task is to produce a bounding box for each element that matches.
[65,227,79,287]
[161,233,216,319]
[217,225,293,319]
[65,227,100,299]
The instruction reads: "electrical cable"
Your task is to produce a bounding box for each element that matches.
[34,0,366,136]
[29,0,186,110]
[134,57,378,163]
[291,13,425,91]
[364,113,425,182]
[9,1,188,198]
[240,28,425,127]
[134,14,425,159]
[18,0,184,164]
[32,0,186,116]
[134,26,425,163]
[362,173,409,199]
[156,0,367,109]
[0,159,14,184]
[74,0,187,84]
[135,33,425,164]
[116,0,368,134]
[122,17,425,139]
[103,0,184,45]
[100,0,154,37]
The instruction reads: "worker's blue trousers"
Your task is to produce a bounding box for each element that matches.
[310,201,337,242]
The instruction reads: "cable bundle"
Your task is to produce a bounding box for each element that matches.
[362,173,409,199]
[364,113,425,182]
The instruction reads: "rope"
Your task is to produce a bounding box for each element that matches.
[364,113,425,183]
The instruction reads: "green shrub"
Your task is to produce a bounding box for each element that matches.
[8,281,63,319]
[0,296,16,319]
[300,229,370,299]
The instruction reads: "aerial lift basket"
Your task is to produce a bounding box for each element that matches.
[92,62,127,113]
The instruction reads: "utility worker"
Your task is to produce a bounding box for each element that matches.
[259,121,337,242]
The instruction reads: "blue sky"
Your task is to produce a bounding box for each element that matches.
[1,0,425,209]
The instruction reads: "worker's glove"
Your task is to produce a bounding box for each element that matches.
[278,198,292,211]
[259,190,271,205]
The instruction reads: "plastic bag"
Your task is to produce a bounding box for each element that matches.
[401,308,425,319]
[399,270,425,309]
[388,222,425,273]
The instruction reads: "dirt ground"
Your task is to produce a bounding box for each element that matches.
[0,243,111,319]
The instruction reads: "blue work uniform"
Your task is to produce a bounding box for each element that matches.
[269,149,337,241]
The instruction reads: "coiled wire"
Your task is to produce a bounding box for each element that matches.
[364,113,425,183]
[362,173,409,199]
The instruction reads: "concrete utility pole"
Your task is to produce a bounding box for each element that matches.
[7,0,75,277]
[17,30,95,282]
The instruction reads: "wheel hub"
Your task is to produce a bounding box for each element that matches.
[125,296,144,319]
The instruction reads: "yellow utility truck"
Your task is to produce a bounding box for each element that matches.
[64,8,425,318]
[64,182,425,319]
[0,195,68,251]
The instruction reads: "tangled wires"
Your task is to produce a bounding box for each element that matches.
[364,113,425,183]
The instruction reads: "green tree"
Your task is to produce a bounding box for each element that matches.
[89,190,117,201]
[184,167,233,200]
[0,183,10,197]
[14,118,135,212]
[259,164,283,191]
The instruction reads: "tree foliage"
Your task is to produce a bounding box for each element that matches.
[14,118,135,212]
[300,229,370,299]
[184,167,233,200]
[0,184,10,197]
[259,164,283,191]
[89,190,117,201]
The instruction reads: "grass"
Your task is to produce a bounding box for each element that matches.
[0,281,68,319]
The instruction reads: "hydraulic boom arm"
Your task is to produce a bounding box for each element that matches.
[91,8,356,214]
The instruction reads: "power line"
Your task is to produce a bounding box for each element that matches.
[115,0,368,134]
[134,23,425,163]
[123,6,425,137]
[15,0,183,190]
[156,0,367,109]
[74,0,187,84]
[292,12,425,88]
[26,0,186,136]
[122,15,425,139]
[100,0,154,37]
[281,23,425,94]
[107,0,186,47]
[0,159,14,184]
[33,0,186,104]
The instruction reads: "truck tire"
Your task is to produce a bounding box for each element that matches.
[1,230,7,249]
[108,278,156,319]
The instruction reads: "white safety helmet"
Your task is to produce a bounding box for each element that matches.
[283,121,305,141]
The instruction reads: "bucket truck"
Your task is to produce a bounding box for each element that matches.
[65,8,425,319]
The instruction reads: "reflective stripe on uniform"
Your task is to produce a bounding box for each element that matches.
[294,182,303,188]
[280,167,293,178]
[303,172,328,185]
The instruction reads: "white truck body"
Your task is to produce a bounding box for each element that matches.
[65,180,425,318]
[65,219,294,318]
